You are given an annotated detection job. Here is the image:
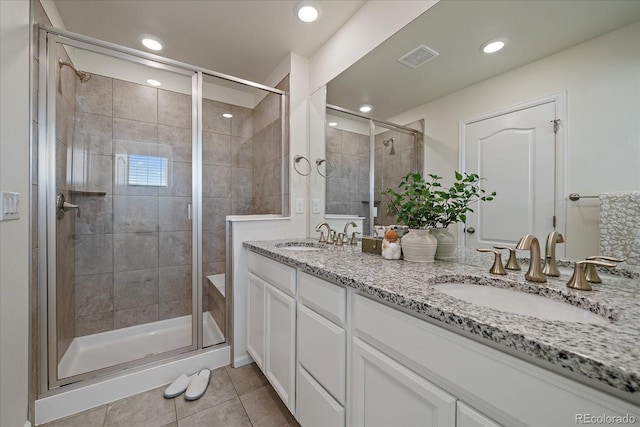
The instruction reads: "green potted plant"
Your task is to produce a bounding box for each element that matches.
[383,171,496,261]
[382,172,440,262]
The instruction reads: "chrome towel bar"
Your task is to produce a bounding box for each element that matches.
[569,193,598,201]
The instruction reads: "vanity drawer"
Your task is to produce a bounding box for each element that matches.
[298,271,346,325]
[297,365,345,427]
[297,366,345,427]
[248,251,296,296]
[298,304,346,404]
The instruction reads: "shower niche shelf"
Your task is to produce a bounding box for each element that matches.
[68,190,107,197]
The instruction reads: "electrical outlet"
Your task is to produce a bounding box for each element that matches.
[0,191,20,221]
[312,198,321,214]
[295,198,304,214]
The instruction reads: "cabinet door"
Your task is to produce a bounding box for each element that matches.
[457,402,501,427]
[351,338,456,427]
[247,272,266,369]
[266,283,296,413]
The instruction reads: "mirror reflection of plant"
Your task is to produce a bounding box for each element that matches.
[383,171,496,229]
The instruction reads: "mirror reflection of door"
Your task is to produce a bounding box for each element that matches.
[463,100,558,250]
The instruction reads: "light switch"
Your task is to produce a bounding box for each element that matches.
[295,198,304,214]
[312,198,321,214]
[0,191,20,221]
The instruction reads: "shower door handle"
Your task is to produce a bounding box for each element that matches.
[56,193,81,220]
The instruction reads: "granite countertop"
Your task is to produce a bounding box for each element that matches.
[243,238,640,403]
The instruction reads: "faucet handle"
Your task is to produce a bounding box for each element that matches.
[567,260,618,291]
[336,233,345,246]
[493,245,521,270]
[350,231,361,245]
[476,248,507,275]
[584,256,624,283]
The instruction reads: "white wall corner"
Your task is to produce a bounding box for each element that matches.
[39,0,66,29]
[288,52,311,237]
[308,0,438,92]
[0,1,31,427]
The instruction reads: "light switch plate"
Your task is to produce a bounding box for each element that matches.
[295,198,304,214]
[312,198,321,214]
[0,191,20,221]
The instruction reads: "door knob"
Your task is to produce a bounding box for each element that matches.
[465,227,475,234]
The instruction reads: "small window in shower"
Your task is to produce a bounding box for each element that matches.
[127,154,168,187]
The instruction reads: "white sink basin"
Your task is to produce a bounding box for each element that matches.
[433,283,608,324]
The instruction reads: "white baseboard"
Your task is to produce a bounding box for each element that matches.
[233,352,254,368]
[35,346,230,426]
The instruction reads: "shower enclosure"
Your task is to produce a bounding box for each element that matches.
[324,105,423,235]
[35,26,287,393]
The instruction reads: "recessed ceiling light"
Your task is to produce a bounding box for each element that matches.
[223,113,233,118]
[481,38,507,54]
[141,36,163,51]
[146,79,161,86]
[359,105,372,113]
[294,0,322,23]
[328,122,338,127]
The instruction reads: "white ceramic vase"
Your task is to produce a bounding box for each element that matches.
[430,227,457,260]
[401,229,437,263]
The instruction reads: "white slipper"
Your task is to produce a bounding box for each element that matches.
[184,369,211,401]
[164,373,195,399]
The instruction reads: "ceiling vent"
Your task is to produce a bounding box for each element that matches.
[398,45,439,69]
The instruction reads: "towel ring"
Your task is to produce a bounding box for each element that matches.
[316,158,334,178]
[293,155,311,176]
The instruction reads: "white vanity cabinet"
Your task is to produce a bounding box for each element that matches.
[351,293,639,427]
[245,248,639,426]
[296,271,347,427]
[247,252,296,413]
[351,337,457,426]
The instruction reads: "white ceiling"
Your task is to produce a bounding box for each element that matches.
[327,0,640,120]
[52,0,366,83]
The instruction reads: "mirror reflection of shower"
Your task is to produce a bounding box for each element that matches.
[58,58,91,83]
[383,137,396,155]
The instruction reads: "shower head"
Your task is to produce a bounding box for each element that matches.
[383,137,396,155]
[58,58,92,83]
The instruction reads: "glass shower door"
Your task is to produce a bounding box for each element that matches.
[43,35,199,387]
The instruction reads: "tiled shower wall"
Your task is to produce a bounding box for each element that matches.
[375,120,424,227]
[74,74,289,336]
[325,127,370,230]
[252,77,289,215]
[201,96,254,301]
[55,46,78,362]
[73,75,198,336]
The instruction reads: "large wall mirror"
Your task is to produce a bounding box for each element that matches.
[311,0,639,260]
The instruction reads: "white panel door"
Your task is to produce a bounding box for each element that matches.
[247,272,266,369]
[265,283,296,413]
[350,338,456,427]
[464,101,556,249]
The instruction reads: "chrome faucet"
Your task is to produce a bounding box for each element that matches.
[315,222,331,244]
[515,234,547,282]
[542,231,564,277]
[343,221,357,243]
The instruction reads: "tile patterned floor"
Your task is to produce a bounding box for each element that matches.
[41,364,301,427]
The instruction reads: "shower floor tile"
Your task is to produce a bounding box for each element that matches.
[39,363,301,427]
